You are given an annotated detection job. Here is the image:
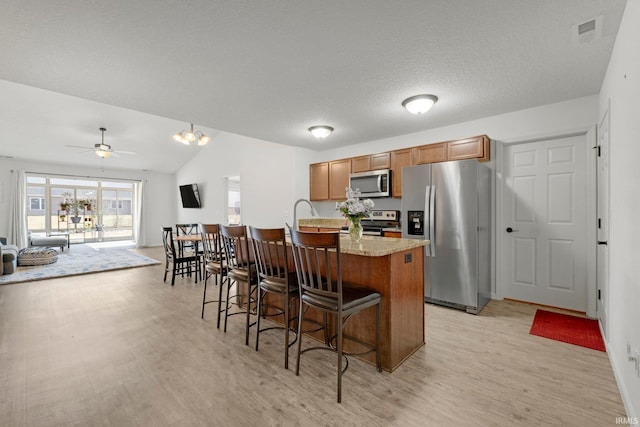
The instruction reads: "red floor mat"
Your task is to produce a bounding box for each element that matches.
[529,309,605,352]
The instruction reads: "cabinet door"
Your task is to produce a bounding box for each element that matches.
[390,148,413,198]
[447,135,489,161]
[412,142,447,165]
[309,162,329,201]
[383,231,402,238]
[329,159,351,200]
[351,156,371,173]
[370,152,391,170]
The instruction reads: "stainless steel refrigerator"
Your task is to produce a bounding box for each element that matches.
[401,159,491,314]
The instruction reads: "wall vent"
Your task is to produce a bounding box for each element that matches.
[573,16,602,44]
[578,19,596,35]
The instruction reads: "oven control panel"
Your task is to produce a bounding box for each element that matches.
[369,210,399,221]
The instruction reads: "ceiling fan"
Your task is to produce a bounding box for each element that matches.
[65,127,136,158]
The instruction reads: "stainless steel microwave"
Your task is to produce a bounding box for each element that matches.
[349,169,392,198]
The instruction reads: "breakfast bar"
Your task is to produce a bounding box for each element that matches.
[267,234,427,372]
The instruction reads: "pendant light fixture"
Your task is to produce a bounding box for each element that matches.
[308,125,334,139]
[402,94,438,114]
[95,127,111,158]
[173,123,211,146]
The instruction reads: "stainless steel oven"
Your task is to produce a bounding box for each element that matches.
[343,210,399,236]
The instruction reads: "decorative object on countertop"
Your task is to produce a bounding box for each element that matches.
[336,187,374,243]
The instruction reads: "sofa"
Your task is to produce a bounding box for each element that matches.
[0,237,19,275]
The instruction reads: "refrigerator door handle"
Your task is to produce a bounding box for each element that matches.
[429,184,436,257]
[424,185,431,256]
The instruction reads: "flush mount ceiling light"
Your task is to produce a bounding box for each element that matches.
[308,125,334,139]
[172,123,211,146]
[402,94,438,114]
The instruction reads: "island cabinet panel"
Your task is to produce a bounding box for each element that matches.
[329,159,351,200]
[412,142,448,165]
[265,239,425,372]
[448,135,489,161]
[309,162,329,201]
[383,230,402,238]
[390,148,413,198]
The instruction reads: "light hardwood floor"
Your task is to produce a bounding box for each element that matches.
[0,246,626,426]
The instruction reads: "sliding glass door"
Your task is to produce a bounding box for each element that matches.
[26,174,139,243]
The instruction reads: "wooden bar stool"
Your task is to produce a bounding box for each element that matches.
[289,229,382,403]
[249,226,299,369]
[220,225,258,345]
[199,223,228,328]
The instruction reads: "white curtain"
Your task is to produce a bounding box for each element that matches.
[134,179,144,248]
[8,170,27,248]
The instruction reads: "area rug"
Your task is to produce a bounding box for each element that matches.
[0,244,160,285]
[529,309,605,352]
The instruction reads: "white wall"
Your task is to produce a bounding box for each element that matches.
[599,0,640,418]
[0,158,174,247]
[306,95,599,217]
[175,131,300,229]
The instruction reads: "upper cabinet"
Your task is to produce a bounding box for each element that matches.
[412,142,448,165]
[309,162,329,201]
[329,159,351,200]
[447,135,489,162]
[309,135,489,200]
[390,148,413,198]
[351,152,391,173]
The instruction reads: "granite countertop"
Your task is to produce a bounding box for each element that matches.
[298,218,347,229]
[338,235,427,256]
[288,233,427,257]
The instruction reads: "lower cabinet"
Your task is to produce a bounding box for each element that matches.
[383,230,402,238]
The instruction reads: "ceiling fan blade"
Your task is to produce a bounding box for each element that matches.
[112,150,136,155]
[65,144,92,150]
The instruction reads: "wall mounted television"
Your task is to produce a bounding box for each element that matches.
[179,183,201,208]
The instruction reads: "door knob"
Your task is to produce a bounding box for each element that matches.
[506,227,518,233]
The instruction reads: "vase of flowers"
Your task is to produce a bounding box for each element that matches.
[336,187,375,243]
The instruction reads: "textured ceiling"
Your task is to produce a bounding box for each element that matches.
[0,0,627,171]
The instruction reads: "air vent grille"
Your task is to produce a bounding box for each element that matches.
[578,19,596,35]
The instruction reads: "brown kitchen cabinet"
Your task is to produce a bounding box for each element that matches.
[351,152,391,173]
[329,158,351,200]
[412,142,448,165]
[390,148,413,198]
[383,230,402,238]
[309,162,329,201]
[447,135,490,161]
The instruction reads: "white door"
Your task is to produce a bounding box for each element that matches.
[596,111,610,337]
[502,135,588,311]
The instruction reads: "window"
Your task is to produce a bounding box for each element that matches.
[25,174,140,242]
[226,176,241,225]
[30,197,45,210]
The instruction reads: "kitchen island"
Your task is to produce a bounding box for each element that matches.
[268,234,427,372]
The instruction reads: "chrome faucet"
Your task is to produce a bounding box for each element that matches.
[293,198,319,230]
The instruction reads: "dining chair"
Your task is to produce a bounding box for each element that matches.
[289,228,381,403]
[249,226,299,369]
[161,226,199,286]
[199,223,228,327]
[176,223,202,281]
[219,224,259,345]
